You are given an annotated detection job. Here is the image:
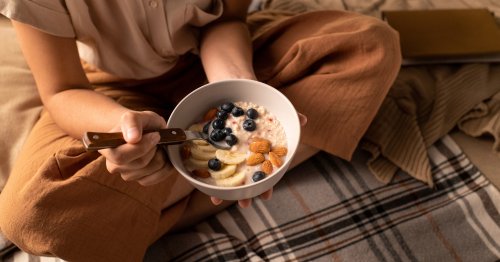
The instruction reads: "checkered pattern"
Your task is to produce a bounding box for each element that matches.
[146,135,500,261]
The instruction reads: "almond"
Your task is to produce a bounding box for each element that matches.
[261,160,273,175]
[202,108,218,121]
[269,152,283,167]
[271,146,288,157]
[192,169,210,178]
[246,153,265,166]
[249,139,271,154]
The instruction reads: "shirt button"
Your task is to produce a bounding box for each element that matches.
[148,0,158,8]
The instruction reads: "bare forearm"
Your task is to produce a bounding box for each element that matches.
[45,89,130,139]
[200,20,256,82]
[11,21,133,140]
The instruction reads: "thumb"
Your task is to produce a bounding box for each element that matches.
[120,112,143,144]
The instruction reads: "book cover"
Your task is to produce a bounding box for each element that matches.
[383,9,500,65]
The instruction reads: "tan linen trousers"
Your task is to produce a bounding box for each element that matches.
[0,10,401,261]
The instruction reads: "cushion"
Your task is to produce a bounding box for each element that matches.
[0,16,43,191]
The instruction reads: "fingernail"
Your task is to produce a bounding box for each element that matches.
[299,113,308,126]
[211,197,223,205]
[126,128,139,141]
[239,199,251,208]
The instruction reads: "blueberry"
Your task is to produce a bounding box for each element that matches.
[212,119,225,129]
[231,106,244,117]
[210,129,225,142]
[208,158,222,171]
[252,171,266,182]
[246,108,259,119]
[222,127,232,136]
[225,134,238,146]
[216,110,228,120]
[203,122,210,134]
[220,102,235,112]
[242,119,256,131]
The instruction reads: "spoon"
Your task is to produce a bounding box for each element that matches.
[82,125,230,151]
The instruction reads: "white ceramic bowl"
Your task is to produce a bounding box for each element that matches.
[166,79,301,200]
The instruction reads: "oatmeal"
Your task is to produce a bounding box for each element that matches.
[181,101,288,187]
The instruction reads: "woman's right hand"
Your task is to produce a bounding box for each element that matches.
[98,111,169,186]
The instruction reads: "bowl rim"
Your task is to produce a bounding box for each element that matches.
[167,79,301,191]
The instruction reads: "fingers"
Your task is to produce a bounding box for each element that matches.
[119,111,167,143]
[100,111,166,167]
[260,188,273,200]
[98,110,170,186]
[210,188,273,208]
[211,197,223,206]
[109,148,168,186]
[298,112,308,127]
[238,199,252,208]
[107,148,156,179]
[100,132,160,167]
[112,146,162,178]
[120,111,143,144]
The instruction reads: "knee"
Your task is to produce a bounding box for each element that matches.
[0,186,51,257]
[0,164,158,261]
[354,15,402,70]
[0,153,70,256]
[0,181,153,261]
[0,156,87,258]
[314,11,402,66]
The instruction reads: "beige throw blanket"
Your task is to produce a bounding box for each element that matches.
[362,65,500,186]
[458,91,500,157]
[0,18,42,191]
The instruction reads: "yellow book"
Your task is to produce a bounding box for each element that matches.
[383,9,500,65]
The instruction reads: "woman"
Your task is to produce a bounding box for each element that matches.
[0,0,401,260]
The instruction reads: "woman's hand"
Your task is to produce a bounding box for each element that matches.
[98,111,169,186]
[211,112,308,208]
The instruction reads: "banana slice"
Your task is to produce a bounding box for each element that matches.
[191,145,216,160]
[187,157,208,169]
[215,150,247,165]
[197,144,217,152]
[192,140,209,146]
[187,124,210,146]
[208,164,237,180]
[214,171,246,187]
[188,123,204,132]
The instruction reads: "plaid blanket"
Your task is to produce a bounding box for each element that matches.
[145,135,500,261]
[3,135,499,261]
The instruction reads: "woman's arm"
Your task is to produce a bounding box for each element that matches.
[12,21,168,186]
[199,1,271,207]
[199,0,255,82]
[12,21,131,138]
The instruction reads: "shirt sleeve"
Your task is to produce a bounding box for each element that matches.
[185,0,223,27]
[166,0,223,55]
[0,0,75,37]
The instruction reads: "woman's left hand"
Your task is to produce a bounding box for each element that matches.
[211,112,308,208]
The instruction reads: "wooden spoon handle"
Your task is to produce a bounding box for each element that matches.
[82,129,186,150]
[83,131,127,150]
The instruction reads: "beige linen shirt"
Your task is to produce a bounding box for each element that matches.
[0,0,223,79]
